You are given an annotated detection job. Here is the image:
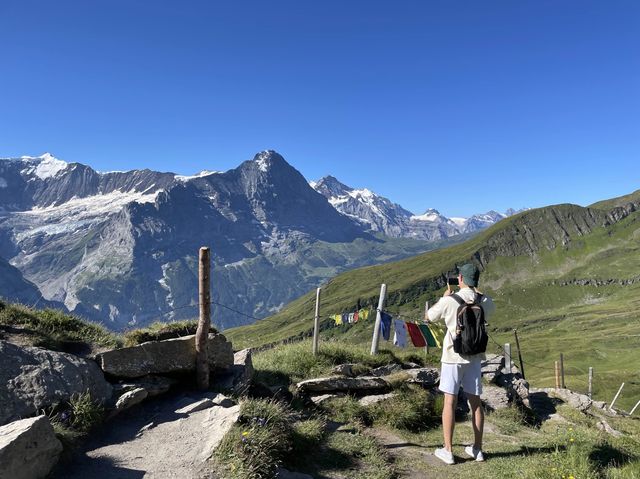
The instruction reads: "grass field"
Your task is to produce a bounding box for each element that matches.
[227,202,640,412]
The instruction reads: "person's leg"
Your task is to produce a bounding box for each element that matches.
[466,393,484,450]
[442,392,458,451]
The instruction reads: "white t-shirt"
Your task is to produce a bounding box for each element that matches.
[427,287,495,364]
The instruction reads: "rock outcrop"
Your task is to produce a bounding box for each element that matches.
[0,341,112,426]
[297,376,390,393]
[96,333,233,378]
[0,415,63,479]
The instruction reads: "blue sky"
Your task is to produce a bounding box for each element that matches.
[1,1,638,217]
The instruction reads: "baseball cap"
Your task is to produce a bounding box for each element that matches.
[459,263,480,287]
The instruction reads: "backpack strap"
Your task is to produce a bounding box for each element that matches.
[449,293,465,306]
[473,292,484,304]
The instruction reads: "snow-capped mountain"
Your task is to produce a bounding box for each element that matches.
[312,176,523,240]
[0,151,429,330]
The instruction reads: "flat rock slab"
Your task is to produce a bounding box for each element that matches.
[370,364,403,377]
[0,340,112,426]
[296,376,390,393]
[50,391,239,479]
[0,415,63,479]
[96,333,233,379]
[175,398,215,415]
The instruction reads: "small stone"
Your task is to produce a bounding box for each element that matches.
[310,393,341,405]
[331,364,356,377]
[276,467,314,479]
[405,368,440,387]
[210,393,235,408]
[114,387,148,412]
[358,393,397,406]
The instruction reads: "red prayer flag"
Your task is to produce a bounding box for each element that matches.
[405,322,426,347]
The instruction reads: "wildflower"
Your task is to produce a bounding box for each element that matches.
[568,427,573,431]
[569,438,574,442]
[569,476,575,479]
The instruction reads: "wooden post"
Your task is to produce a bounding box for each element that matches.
[630,399,640,415]
[196,247,211,390]
[559,353,566,389]
[555,361,560,389]
[610,382,625,411]
[370,284,387,355]
[513,329,525,379]
[503,343,512,374]
[588,367,593,399]
[312,288,321,356]
[424,301,429,355]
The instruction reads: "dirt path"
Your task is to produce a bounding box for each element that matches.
[367,427,444,479]
[50,391,237,479]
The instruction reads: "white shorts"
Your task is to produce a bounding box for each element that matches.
[439,360,482,396]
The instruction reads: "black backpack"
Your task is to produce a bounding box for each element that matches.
[450,293,488,355]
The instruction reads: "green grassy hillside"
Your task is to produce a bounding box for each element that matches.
[227,200,640,411]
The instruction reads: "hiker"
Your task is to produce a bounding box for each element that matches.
[426,263,495,465]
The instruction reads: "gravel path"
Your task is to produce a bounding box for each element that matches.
[50,391,237,479]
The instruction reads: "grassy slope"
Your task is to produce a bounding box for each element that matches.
[227,203,640,411]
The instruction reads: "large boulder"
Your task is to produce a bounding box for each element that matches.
[542,388,592,413]
[0,341,112,426]
[296,376,390,393]
[0,415,63,479]
[481,385,510,411]
[95,333,233,378]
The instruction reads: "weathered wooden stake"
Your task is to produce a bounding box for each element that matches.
[610,382,625,411]
[196,246,211,390]
[312,288,321,356]
[424,301,430,355]
[503,343,512,374]
[559,353,566,389]
[370,284,387,355]
[588,367,593,399]
[630,399,640,415]
[513,329,525,379]
[555,361,560,389]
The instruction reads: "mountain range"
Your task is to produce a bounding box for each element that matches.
[0,150,516,331]
[310,175,521,240]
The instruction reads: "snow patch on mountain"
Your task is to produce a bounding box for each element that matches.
[20,153,68,180]
[0,177,7,188]
[255,150,274,172]
[175,170,221,182]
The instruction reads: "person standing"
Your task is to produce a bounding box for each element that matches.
[427,263,495,465]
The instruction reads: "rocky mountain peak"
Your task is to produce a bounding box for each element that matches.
[312,175,352,198]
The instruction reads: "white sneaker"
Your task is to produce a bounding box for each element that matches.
[464,445,485,462]
[434,447,455,465]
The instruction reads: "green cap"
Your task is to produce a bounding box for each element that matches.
[459,263,480,287]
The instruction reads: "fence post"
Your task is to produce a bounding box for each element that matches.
[503,343,512,374]
[424,301,429,355]
[610,382,625,411]
[196,246,211,390]
[559,353,566,389]
[588,367,593,399]
[555,361,560,389]
[370,284,387,355]
[513,329,525,379]
[630,399,640,415]
[312,288,321,356]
